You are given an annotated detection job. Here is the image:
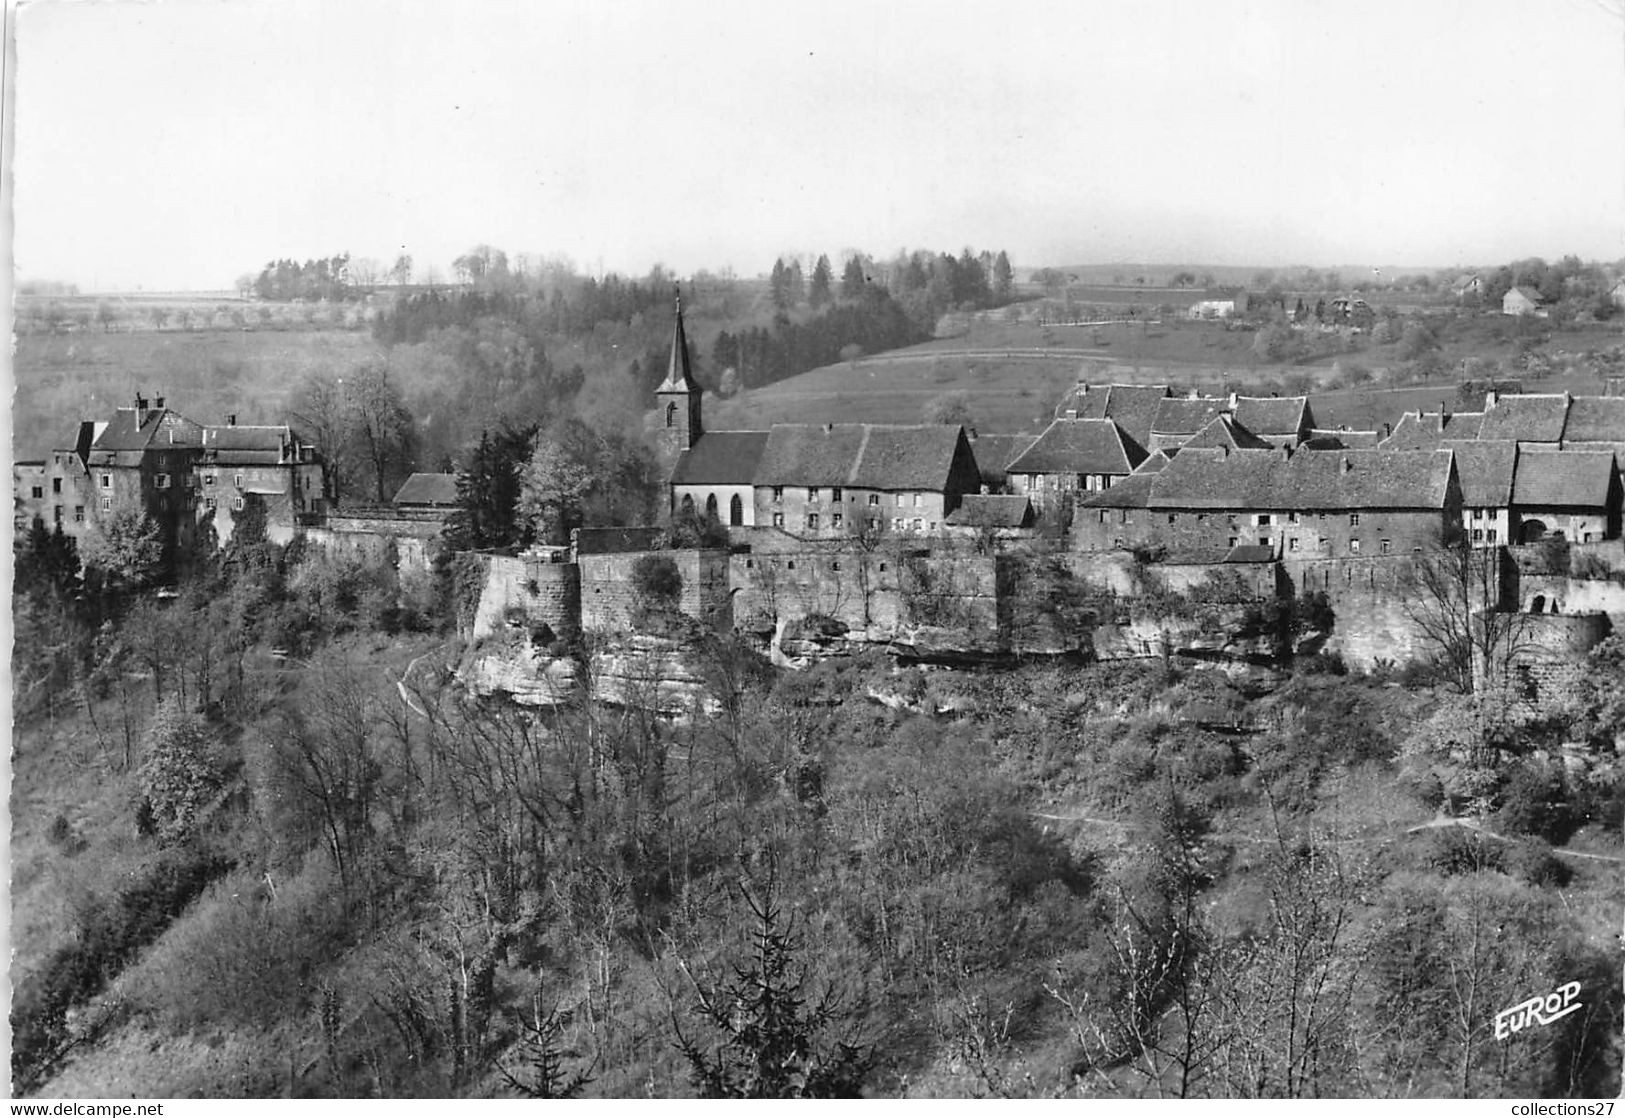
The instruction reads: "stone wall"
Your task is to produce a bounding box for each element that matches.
[302,526,433,571]
[1496,611,1612,716]
[579,549,731,632]
[1280,555,1435,668]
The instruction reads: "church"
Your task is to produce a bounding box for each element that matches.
[656,296,984,538]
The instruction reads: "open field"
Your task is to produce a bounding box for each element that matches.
[11,327,382,460]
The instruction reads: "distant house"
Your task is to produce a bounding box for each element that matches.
[1005,418,1147,508]
[1502,286,1545,316]
[1452,274,1483,300]
[1186,289,1250,319]
[198,421,327,546]
[965,431,1038,493]
[944,493,1036,532]
[1052,382,1169,449]
[1448,440,1518,546]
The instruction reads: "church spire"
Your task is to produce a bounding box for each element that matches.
[657,285,701,394]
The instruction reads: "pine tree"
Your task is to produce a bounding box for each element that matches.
[769,259,791,311]
[992,250,1014,301]
[809,255,834,309]
[840,256,867,300]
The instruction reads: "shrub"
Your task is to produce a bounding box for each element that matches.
[135,700,227,846]
[631,554,683,612]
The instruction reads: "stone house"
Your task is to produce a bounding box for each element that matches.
[1005,418,1147,508]
[1510,451,1621,544]
[1073,445,1461,559]
[197,421,327,546]
[84,395,207,565]
[393,472,459,510]
[1052,383,1169,450]
[1448,440,1517,546]
[1502,286,1545,316]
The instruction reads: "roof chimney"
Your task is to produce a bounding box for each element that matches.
[1485,390,1499,409]
[154,395,165,409]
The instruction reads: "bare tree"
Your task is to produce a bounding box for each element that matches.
[1402,543,1532,694]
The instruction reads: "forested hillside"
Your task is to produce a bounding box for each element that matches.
[11,510,1623,1098]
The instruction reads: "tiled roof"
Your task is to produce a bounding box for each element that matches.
[1182,415,1272,451]
[1088,446,1456,511]
[393,472,460,506]
[967,432,1037,486]
[1223,544,1278,563]
[1506,286,1544,304]
[1152,396,1227,437]
[1479,395,1568,442]
[1444,440,1518,507]
[849,425,969,490]
[1512,451,1617,508]
[91,407,201,452]
[1079,467,1159,508]
[1380,411,1485,449]
[1006,418,1145,476]
[945,494,1034,528]
[1561,396,1625,443]
[1233,396,1313,438]
[670,431,770,486]
[1053,383,1168,446]
[202,424,297,465]
[753,424,969,491]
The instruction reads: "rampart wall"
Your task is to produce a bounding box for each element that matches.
[579,549,732,632]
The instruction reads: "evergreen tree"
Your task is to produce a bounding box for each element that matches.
[992,250,1014,300]
[769,259,791,311]
[840,256,867,300]
[809,255,834,309]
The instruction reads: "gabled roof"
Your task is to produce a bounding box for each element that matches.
[1006,418,1145,476]
[392,472,459,506]
[202,424,297,465]
[849,425,970,490]
[670,431,770,486]
[1081,467,1160,508]
[1053,383,1169,446]
[945,494,1034,528]
[752,423,968,491]
[1088,446,1457,511]
[1512,451,1618,508]
[966,432,1038,487]
[90,406,202,453]
[1182,414,1272,452]
[1479,394,1569,442]
[656,299,701,395]
[1233,396,1313,438]
[1152,396,1227,437]
[1444,440,1518,507]
[1379,410,1485,449]
[1561,396,1625,444]
[1505,286,1544,304]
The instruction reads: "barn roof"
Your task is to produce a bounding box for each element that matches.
[1561,396,1625,444]
[670,431,769,486]
[1006,418,1145,476]
[1233,395,1313,438]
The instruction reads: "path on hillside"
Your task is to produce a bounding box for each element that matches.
[1033,810,1624,863]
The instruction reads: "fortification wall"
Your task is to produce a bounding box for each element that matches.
[1280,555,1433,668]
[579,549,731,632]
[1497,612,1613,715]
[301,526,431,571]
[325,513,445,540]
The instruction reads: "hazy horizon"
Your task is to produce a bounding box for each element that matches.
[11,0,1625,292]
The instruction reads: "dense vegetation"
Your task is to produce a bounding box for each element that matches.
[11,504,1623,1097]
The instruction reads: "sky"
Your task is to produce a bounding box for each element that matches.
[8,0,1625,291]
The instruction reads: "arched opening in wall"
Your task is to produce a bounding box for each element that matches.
[730,494,743,526]
[1530,594,1546,613]
[706,493,719,521]
[1521,519,1547,544]
[680,494,695,518]
[665,402,678,428]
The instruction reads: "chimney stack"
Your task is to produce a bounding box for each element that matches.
[154,395,165,409]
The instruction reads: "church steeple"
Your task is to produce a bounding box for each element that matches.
[655,286,702,475]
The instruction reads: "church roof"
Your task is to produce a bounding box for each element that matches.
[670,431,770,486]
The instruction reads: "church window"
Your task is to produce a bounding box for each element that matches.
[705,494,718,520]
[665,402,677,428]
[730,494,743,526]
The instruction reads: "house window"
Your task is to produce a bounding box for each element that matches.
[234,474,244,488]
[808,488,819,502]
[913,518,923,530]
[868,518,880,530]
[1098,511,1107,523]
[1487,529,1498,543]
[893,517,904,530]
[155,474,170,489]
[1102,476,1112,489]
[53,505,63,523]
[30,485,42,499]
[1257,514,1272,526]
[1287,512,1298,524]
[868,494,880,506]
[1472,528,1484,541]
[772,486,783,502]
[1381,539,1392,554]
[832,487,843,502]
[204,474,216,486]
[1472,508,1484,521]
[831,561,841,571]
[100,497,111,511]
[184,474,194,488]
[1259,536,1271,547]
[100,474,111,489]
[73,506,83,522]
[1349,513,1360,527]
[1350,539,1361,553]
[1288,538,1299,552]
[772,512,784,528]
[831,513,843,529]
[1119,510,1127,523]
[806,513,819,530]
[205,497,217,511]
[52,478,61,494]
[896,494,905,507]
[1168,514,1177,525]
[913,494,923,508]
